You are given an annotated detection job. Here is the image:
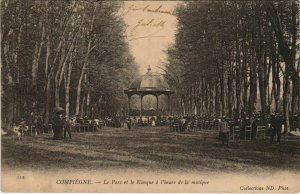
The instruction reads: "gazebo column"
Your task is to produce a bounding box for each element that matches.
[167,94,170,116]
[127,95,131,117]
[140,94,143,117]
[156,94,159,116]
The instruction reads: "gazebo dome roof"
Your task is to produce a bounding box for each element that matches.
[129,66,170,90]
[124,66,174,117]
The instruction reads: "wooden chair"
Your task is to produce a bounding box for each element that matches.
[244,125,252,140]
[48,124,53,134]
[83,123,89,132]
[30,125,37,136]
[231,125,241,141]
[99,121,104,129]
[198,120,203,130]
[173,122,180,132]
[256,126,266,140]
[214,121,220,130]
[204,121,209,130]
[75,123,81,132]
[92,123,98,132]
[169,122,173,132]
[193,120,198,131]
[219,121,230,145]
[186,122,192,131]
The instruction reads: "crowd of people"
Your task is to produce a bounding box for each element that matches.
[93,112,298,144]
[9,106,299,144]
[167,111,299,144]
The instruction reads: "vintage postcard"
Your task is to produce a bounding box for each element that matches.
[1,0,300,193]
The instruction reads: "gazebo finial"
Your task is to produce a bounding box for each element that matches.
[147,65,151,72]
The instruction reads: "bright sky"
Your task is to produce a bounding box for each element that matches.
[120,1,179,74]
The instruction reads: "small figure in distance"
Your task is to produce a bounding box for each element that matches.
[270,111,283,144]
[63,116,72,139]
[53,107,65,140]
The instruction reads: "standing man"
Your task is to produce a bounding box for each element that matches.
[64,116,72,139]
[126,117,131,130]
[270,111,283,143]
[219,116,229,145]
[53,107,64,140]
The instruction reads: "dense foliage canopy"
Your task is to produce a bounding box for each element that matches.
[1,0,138,126]
[165,1,299,131]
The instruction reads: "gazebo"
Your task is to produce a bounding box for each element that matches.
[124,66,174,117]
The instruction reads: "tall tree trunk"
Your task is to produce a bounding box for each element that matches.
[81,93,86,117]
[220,74,225,116]
[257,61,267,124]
[254,12,268,124]
[215,79,220,116]
[1,19,23,128]
[204,80,209,116]
[242,43,249,114]
[264,1,299,130]
[54,32,77,108]
[76,63,86,116]
[75,11,95,116]
[86,90,91,117]
[283,68,291,133]
[235,60,241,119]
[45,76,51,124]
[31,20,45,90]
[227,75,233,118]
[65,52,74,120]
[249,32,257,120]
[44,32,51,124]
[201,78,205,117]
[5,74,15,129]
[55,38,66,107]
[271,33,280,112]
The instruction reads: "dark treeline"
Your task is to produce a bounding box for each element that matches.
[1,0,138,128]
[165,1,299,132]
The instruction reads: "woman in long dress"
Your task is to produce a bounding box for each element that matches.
[53,107,64,140]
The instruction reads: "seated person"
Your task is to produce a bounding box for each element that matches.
[219,118,229,145]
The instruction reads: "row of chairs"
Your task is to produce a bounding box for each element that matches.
[170,120,220,132]
[170,121,267,142]
[25,125,48,136]
[223,125,266,142]
[47,123,102,133]
[74,123,101,132]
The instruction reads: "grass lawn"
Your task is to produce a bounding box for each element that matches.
[2,127,300,174]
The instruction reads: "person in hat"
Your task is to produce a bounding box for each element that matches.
[19,118,28,136]
[219,116,229,145]
[52,107,64,140]
[63,116,72,139]
[270,111,283,143]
